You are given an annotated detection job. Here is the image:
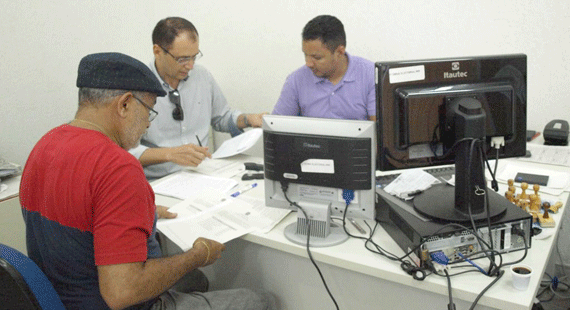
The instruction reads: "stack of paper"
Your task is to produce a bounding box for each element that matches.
[383,169,442,200]
[0,157,21,179]
[157,194,290,250]
[187,158,245,179]
[151,171,238,200]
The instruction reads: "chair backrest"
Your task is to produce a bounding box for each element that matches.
[0,244,65,310]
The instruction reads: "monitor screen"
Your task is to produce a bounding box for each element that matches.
[376,54,527,222]
[263,115,376,246]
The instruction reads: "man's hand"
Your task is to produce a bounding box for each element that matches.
[192,237,225,267]
[239,112,268,129]
[156,205,177,219]
[247,112,267,128]
[166,144,212,167]
[98,236,224,310]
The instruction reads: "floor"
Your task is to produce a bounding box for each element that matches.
[535,276,570,310]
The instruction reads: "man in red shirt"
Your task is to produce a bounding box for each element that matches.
[20,52,274,310]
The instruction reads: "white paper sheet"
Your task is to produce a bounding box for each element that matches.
[151,171,238,200]
[157,195,290,250]
[383,169,442,200]
[187,158,245,178]
[235,195,291,233]
[519,144,570,167]
[495,162,570,195]
[211,128,263,159]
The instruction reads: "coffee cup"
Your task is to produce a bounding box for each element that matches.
[511,264,532,290]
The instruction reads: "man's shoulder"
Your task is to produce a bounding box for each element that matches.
[61,126,138,165]
[346,54,375,83]
[349,54,375,70]
[285,65,315,84]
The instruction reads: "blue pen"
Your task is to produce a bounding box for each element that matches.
[231,183,258,197]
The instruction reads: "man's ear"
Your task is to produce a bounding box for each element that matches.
[335,45,346,57]
[116,92,133,119]
[153,44,162,58]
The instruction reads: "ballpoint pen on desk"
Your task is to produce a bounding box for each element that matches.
[230,183,258,197]
[348,218,366,234]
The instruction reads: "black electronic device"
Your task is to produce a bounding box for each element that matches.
[375,185,532,266]
[242,173,264,181]
[244,162,264,171]
[514,172,549,186]
[375,54,527,223]
[543,119,569,146]
[263,115,377,247]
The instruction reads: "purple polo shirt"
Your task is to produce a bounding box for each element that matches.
[272,53,376,120]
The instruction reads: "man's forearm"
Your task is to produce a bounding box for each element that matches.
[99,247,207,310]
[139,147,170,166]
[137,250,205,299]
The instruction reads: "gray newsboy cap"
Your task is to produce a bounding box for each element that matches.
[76,52,166,97]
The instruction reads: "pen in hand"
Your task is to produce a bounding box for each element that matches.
[196,135,202,147]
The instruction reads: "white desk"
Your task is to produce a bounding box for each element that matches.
[156,156,569,310]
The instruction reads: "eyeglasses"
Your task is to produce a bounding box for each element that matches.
[169,90,184,121]
[160,46,203,64]
[132,95,159,122]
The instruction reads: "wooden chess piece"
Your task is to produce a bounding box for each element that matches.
[533,184,540,197]
[513,196,521,206]
[539,201,555,227]
[518,182,529,200]
[508,179,514,187]
[551,201,563,213]
[529,194,540,212]
[520,200,530,212]
[505,191,515,203]
[543,205,550,219]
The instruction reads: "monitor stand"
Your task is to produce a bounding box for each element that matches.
[413,184,508,222]
[284,201,349,247]
[413,139,508,222]
[413,97,508,222]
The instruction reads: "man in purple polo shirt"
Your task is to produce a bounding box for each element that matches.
[272,15,376,121]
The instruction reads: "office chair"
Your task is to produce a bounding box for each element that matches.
[0,244,65,310]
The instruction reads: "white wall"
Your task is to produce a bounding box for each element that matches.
[1,0,570,260]
[2,1,569,165]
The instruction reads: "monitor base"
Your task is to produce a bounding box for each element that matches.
[284,222,348,247]
[413,184,507,222]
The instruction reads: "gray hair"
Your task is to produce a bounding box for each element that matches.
[78,88,145,107]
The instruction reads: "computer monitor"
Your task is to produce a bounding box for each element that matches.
[263,115,376,247]
[376,54,527,222]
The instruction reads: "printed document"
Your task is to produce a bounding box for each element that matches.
[212,128,263,159]
[151,171,238,200]
[519,144,570,167]
[187,158,245,178]
[157,194,290,250]
[383,169,441,200]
